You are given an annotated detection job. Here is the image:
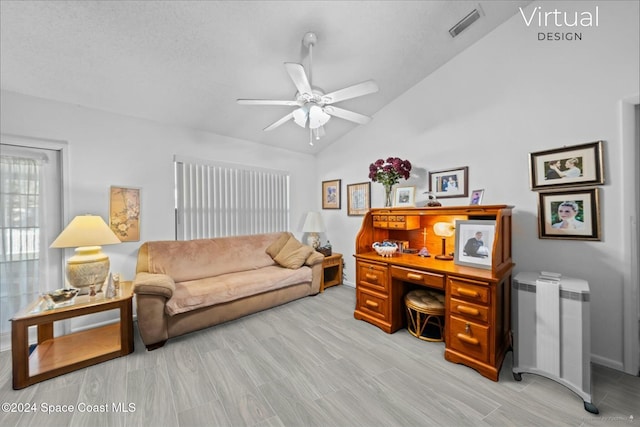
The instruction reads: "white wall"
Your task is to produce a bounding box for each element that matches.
[316,1,639,370]
[0,90,318,282]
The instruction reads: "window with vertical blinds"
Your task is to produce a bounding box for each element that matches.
[174,156,290,240]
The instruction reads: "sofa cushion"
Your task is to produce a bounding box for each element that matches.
[145,233,287,282]
[273,235,314,269]
[165,265,312,315]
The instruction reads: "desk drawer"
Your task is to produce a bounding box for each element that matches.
[358,262,388,292]
[449,298,489,323]
[448,277,490,305]
[356,288,389,322]
[448,316,490,363]
[390,266,445,290]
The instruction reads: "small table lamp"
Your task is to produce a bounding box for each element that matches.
[433,222,455,260]
[50,214,121,294]
[302,212,325,249]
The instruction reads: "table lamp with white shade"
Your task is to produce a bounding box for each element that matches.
[50,214,121,294]
[433,221,455,260]
[302,212,325,249]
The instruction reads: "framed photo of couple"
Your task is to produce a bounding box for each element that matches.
[428,166,468,198]
[529,141,604,190]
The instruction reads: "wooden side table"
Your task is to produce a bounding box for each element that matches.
[321,253,343,292]
[11,281,134,389]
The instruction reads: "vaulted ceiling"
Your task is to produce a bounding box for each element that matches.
[1,1,531,154]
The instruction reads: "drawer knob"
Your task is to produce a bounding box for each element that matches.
[457,305,480,316]
[365,273,378,281]
[365,300,379,308]
[406,273,423,281]
[457,287,479,298]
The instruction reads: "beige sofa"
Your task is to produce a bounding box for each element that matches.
[133,232,324,350]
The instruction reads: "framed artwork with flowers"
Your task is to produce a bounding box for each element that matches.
[429,166,468,199]
[109,186,140,241]
[368,157,412,207]
[347,182,370,216]
[322,179,341,209]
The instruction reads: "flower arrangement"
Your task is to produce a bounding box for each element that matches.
[368,157,412,206]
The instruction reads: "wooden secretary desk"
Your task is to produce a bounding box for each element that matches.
[354,205,513,381]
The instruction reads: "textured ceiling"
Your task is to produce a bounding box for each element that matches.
[1,1,531,154]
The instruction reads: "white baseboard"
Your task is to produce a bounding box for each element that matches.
[591,354,624,372]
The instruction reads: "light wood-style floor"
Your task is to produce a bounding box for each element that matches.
[1,285,638,427]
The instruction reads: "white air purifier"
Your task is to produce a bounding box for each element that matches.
[512,271,598,414]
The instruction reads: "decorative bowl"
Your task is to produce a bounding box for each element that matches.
[45,288,79,304]
[372,241,398,257]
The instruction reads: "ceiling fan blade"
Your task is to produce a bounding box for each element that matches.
[322,80,379,104]
[284,62,312,96]
[264,112,295,131]
[324,106,372,125]
[237,99,301,106]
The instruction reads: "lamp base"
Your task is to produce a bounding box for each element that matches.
[306,233,320,249]
[66,246,110,295]
[435,254,454,261]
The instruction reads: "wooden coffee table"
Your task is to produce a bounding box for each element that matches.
[11,281,134,389]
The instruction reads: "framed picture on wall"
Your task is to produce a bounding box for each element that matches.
[322,179,341,209]
[109,186,141,242]
[347,182,370,216]
[428,166,469,199]
[454,219,496,270]
[537,187,601,240]
[529,141,604,190]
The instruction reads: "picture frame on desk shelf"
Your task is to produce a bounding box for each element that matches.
[429,166,468,199]
[347,182,370,216]
[322,179,341,210]
[538,187,601,240]
[454,219,496,270]
[109,186,140,242]
[529,140,604,190]
[393,186,416,207]
[469,189,484,205]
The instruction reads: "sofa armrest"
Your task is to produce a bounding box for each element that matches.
[305,250,324,267]
[133,272,176,299]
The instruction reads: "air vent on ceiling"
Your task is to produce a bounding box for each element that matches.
[449,8,482,38]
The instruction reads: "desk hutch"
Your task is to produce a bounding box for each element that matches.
[354,205,513,381]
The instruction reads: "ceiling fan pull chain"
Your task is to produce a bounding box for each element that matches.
[308,39,313,86]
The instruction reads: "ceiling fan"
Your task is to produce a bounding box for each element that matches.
[237,32,379,144]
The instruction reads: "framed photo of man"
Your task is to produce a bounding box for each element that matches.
[538,188,601,240]
[454,220,496,270]
[529,141,604,190]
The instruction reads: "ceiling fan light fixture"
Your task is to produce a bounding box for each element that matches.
[293,105,309,128]
[308,105,330,129]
